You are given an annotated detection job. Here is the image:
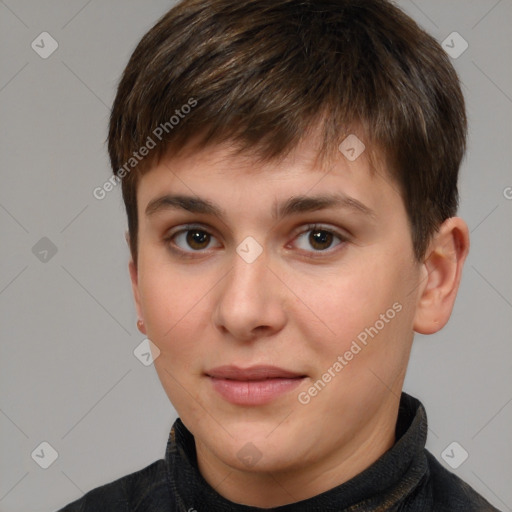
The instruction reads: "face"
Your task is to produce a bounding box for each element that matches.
[130,135,424,488]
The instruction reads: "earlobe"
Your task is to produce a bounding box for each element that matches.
[413,217,470,335]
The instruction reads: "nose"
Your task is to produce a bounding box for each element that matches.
[212,247,287,342]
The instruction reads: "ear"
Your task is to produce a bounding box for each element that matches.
[129,256,146,335]
[413,217,470,334]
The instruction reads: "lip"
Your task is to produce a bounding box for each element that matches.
[205,365,307,406]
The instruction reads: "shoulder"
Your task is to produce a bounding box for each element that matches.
[423,450,501,511]
[56,458,172,512]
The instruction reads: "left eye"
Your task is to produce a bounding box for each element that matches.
[292,225,346,253]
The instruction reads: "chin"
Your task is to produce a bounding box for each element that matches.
[226,443,298,474]
[224,426,304,471]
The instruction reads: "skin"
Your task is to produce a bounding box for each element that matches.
[129,133,469,508]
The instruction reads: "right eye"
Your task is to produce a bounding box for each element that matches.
[164,224,222,258]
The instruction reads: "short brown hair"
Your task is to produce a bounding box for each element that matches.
[108,0,467,265]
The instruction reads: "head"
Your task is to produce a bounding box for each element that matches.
[107,0,469,504]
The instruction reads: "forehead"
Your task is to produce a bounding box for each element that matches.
[136,136,403,225]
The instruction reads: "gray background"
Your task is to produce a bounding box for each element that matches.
[0,1,511,511]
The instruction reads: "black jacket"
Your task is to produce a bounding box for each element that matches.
[57,392,500,511]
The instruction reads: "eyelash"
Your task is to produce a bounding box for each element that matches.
[163,223,349,259]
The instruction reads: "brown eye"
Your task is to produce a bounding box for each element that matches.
[166,225,221,256]
[309,229,334,251]
[185,229,211,250]
[293,224,347,254]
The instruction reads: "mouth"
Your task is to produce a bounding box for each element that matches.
[205,365,307,405]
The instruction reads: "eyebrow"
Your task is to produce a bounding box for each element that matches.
[145,192,376,221]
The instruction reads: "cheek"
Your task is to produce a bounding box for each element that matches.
[294,263,397,345]
[138,264,211,360]
[292,252,416,377]
[138,267,212,410]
